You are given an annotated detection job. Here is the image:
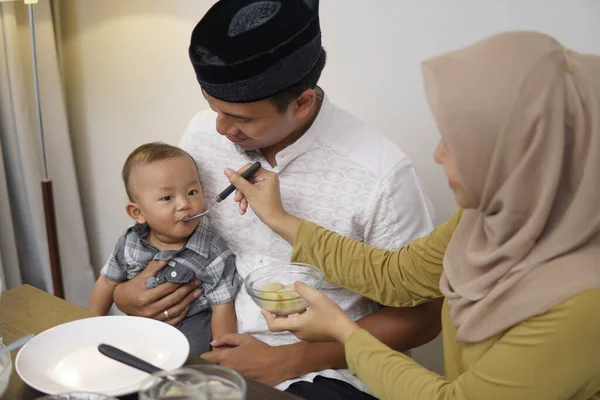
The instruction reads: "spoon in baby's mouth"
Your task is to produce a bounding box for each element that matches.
[182,161,261,222]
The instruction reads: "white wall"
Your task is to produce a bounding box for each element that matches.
[59,0,600,374]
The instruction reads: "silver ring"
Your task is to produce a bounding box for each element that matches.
[164,310,170,321]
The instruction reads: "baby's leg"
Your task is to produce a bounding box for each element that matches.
[177,310,213,355]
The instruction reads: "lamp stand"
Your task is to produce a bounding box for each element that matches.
[26,0,64,299]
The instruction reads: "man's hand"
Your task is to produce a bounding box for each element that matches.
[113,259,202,326]
[202,334,293,387]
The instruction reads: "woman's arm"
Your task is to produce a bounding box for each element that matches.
[343,289,600,400]
[290,212,461,307]
[225,166,460,306]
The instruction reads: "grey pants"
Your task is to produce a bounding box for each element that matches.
[177,309,212,355]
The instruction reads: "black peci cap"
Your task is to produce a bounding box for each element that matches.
[189,0,322,103]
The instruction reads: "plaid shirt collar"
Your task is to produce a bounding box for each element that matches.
[130,216,211,258]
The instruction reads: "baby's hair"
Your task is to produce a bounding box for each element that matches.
[122,142,199,201]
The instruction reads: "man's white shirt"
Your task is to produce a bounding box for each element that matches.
[180,95,434,392]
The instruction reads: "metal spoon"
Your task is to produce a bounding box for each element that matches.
[182,161,262,222]
[0,333,34,355]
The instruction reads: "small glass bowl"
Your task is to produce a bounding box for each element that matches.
[186,364,246,400]
[138,367,207,400]
[244,262,323,316]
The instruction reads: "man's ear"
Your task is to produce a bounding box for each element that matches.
[126,202,145,224]
[292,89,317,119]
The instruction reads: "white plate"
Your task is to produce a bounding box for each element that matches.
[16,316,189,396]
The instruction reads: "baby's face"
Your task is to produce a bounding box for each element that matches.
[131,156,205,241]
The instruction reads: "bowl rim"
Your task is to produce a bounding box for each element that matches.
[244,262,323,295]
[34,392,118,400]
[185,363,248,395]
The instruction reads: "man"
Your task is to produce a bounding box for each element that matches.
[114,0,442,398]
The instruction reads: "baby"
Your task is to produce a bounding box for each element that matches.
[88,142,241,354]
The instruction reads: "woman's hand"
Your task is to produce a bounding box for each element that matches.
[225,165,302,245]
[262,282,360,344]
[225,165,284,222]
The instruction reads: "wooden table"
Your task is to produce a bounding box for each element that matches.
[0,285,299,399]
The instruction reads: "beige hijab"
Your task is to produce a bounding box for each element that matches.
[422,31,600,342]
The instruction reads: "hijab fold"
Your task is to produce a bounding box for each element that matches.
[422,31,600,342]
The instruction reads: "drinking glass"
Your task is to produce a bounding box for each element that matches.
[138,368,208,400]
[186,365,246,400]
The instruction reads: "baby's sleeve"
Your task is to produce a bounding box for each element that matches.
[203,236,242,305]
[100,233,129,282]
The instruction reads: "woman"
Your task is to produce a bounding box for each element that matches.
[221,31,600,399]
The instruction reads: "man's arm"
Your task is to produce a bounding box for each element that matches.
[207,299,443,386]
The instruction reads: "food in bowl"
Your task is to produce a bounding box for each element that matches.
[245,262,323,316]
[258,282,307,315]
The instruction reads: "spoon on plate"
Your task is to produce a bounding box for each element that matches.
[182,161,262,222]
[98,344,164,375]
[98,344,178,383]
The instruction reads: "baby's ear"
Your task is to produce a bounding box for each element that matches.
[126,202,145,224]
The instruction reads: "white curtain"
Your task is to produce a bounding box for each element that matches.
[0,0,94,307]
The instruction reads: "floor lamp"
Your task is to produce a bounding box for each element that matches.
[1,0,64,298]
[26,0,64,299]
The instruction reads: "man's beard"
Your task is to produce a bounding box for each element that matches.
[235,145,261,160]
